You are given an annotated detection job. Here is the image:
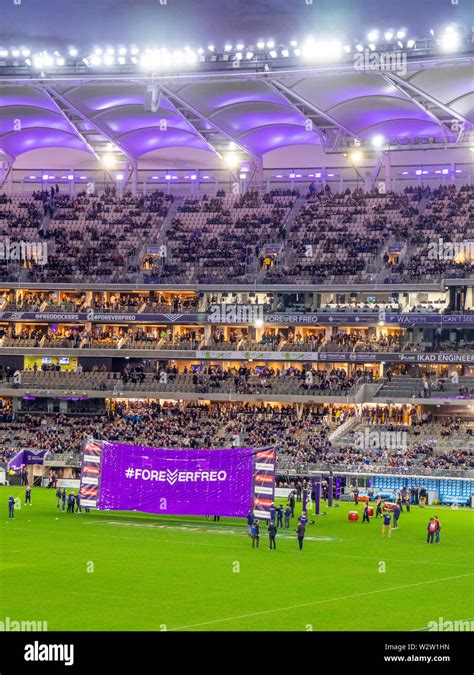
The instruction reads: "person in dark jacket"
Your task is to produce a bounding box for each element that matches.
[362,503,370,523]
[296,522,305,550]
[289,492,295,517]
[284,504,291,529]
[375,496,383,518]
[246,509,254,537]
[268,521,277,550]
[8,495,15,519]
[276,505,283,529]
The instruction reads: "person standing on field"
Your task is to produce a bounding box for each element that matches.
[434,515,441,543]
[268,520,277,550]
[427,517,436,544]
[284,504,291,529]
[362,503,370,523]
[296,521,305,550]
[251,520,260,548]
[382,511,392,538]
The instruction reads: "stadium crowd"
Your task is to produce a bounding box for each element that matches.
[1,184,472,284]
[0,402,471,474]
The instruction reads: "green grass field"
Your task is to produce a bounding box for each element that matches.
[1,486,473,631]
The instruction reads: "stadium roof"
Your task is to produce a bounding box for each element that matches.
[0,54,473,165]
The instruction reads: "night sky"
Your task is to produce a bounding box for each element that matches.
[0,0,471,50]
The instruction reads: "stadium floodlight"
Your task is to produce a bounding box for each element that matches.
[0,50,8,57]
[224,152,240,169]
[355,43,364,52]
[367,30,379,42]
[118,47,127,55]
[368,42,376,51]
[94,47,103,55]
[293,48,301,56]
[281,49,289,57]
[208,44,215,52]
[290,40,298,47]
[343,44,351,53]
[21,48,31,57]
[397,41,404,49]
[349,150,363,163]
[384,31,394,42]
[224,44,232,52]
[131,56,138,64]
[269,49,277,58]
[106,48,115,55]
[197,47,204,55]
[371,134,385,148]
[11,49,20,58]
[91,54,102,67]
[440,27,460,52]
[256,40,265,49]
[102,154,116,168]
[246,51,254,60]
[302,39,342,61]
[236,43,244,51]
[130,46,139,55]
[407,39,415,48]
[41,52,53,67]
[103,54,114,66]
[267,40,275,49]
[25,58,31,66]
[235,52,243,60]
[118,56,126,65]
[56,57,65,66]
[68,47,78,57]
[396,30,406,39]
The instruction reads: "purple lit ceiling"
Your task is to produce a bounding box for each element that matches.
[0,64,472,161]
[0,84,92,159]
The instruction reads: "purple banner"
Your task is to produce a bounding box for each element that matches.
[8,449,46,471]
[96,441,257,517]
